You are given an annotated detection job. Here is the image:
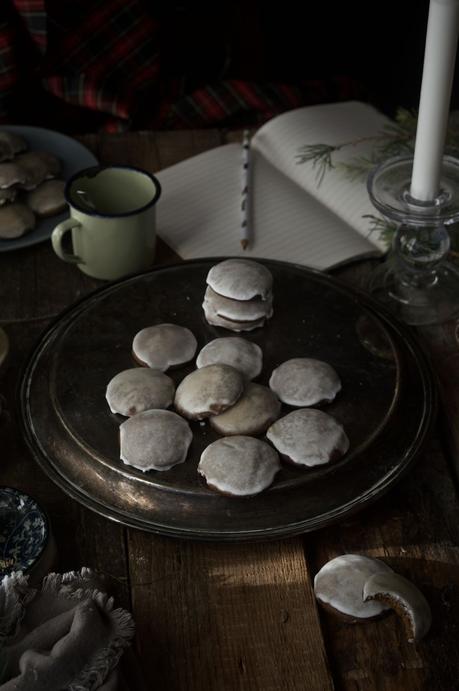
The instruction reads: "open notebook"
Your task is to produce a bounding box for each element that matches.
[156,101,390,269]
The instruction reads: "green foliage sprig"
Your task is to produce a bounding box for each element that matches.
[295,108,459,246]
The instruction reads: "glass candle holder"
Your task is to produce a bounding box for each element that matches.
[367,155,459,325]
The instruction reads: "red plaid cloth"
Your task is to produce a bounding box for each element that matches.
[0,1,360,132]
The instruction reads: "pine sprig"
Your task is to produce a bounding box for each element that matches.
[295,107,459,246]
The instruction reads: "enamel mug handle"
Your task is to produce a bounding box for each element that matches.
[51,218,83,264]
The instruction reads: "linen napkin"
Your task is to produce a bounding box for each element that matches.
[0,567,135,690]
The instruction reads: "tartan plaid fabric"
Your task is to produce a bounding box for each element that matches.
[0,1,359,132]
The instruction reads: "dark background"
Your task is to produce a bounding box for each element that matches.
[5,0,459,132]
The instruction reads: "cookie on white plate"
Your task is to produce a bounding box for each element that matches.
[26,179,66,217]
[132,323,197,371]
[0,203,35,239]
[269,358,341,407]
[0,131,27,162]
[119,409,192,472]
[266,408,349,467]
[16,151,61,189]
[196,337,263,380]
[198,435,281,496]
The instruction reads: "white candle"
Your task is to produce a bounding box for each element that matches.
[410,0,459,201]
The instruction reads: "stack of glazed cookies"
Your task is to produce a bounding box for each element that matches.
[104,259,350,499]
[203,258,273,331]
[0,131,66,239]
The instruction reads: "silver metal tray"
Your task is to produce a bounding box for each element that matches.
[19,259,435,541]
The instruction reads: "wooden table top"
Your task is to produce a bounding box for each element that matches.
[1,129,459,691]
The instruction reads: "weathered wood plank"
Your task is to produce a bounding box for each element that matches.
[128,533,333,691]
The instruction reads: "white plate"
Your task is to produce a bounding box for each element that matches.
[0,125,98,252]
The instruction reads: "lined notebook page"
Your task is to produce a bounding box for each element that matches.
[156,141,377,269]
[253,101,390,251]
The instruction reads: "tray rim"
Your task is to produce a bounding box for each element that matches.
[18,257,437,541]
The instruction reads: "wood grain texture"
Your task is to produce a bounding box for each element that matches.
[128,534,333,691]
[2,130,459,690]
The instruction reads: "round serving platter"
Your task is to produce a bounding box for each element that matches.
[19,259,435,541]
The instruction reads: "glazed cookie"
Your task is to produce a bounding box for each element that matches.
[196,337,263,380]
[0,162,26,189]
[106,367,175,416]
[210,383,281,436]
[16,151,60,190]
[363,572,432,642]
[174,364,244,420]
[0,131,27,161]
[26,179,66,217]
[132,323,197,371]
[198,435,281,496]
[0,203,35,239]
[119,409,192,472]
[206,259,273,301]
[266,408,349,467]
[203,300,268,332]
[204,286,273,322]
[314,554,394,621]
[0,187,17,206]
[269,358,341,407]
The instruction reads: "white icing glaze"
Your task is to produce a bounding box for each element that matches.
[174,364,244,420]
[203,300,268,332]
[204,286,273,321]
[0,131,27,161]
[132,323,197,371]
[0,203,35,239]
[363,571,432,641]
[266,408,349,467]
[314,554,394,619]
[196,337,263,380]
[0,162,26,189]
[16,151,60,190]
[269,358,341,407]
[210,383,281,436]
[206,259,273,301]
[119,409,192,471]
[198,435,281,496]
[106,367,175,416]
[26,179,66,216]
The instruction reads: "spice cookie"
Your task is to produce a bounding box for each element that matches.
[26,179,66,217]
[120,409,192,472]
[0,131,27,161]
[363,572,432,642]
[266,408,349,467]
[0,203,35,239]
[106,367,175,416]
[0,187,17,206]
[196,337,263,380]
[206,258,273,301]
[203,300,268,332]
[210,383,281,436]
[0,162,26,189]
[174,364,244,420]
[198,435,281,496]
[16,151,61,190]
[204,286,273,322]
[314,554,394,621]
[269,358,341,407]
[132,323,197,371]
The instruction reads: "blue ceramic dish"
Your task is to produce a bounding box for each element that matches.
[0,487,49,578]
